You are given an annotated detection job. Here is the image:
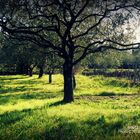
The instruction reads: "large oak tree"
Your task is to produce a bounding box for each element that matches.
[0,0,140,102]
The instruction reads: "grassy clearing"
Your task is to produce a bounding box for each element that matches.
[0,74,140,140]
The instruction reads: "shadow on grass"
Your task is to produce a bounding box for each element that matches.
[97,91,127,96]
[0,91,63,105]
[17,79,42,85]
[44,115,125,140]
[0,76,45,88]
[104,79,137,87]
[97,91,139,96]
[75,91,139,102]
[0,86,36,94]
[0,76,29,81]
[0,108,33,127]
[0,110,125,139]
[49,100,67,107]
[1,108,140,140]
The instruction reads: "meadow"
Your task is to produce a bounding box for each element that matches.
[0,74,140,140]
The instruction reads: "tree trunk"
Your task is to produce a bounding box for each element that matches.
[48,72,52,84]
[38,66,44,78]
[63,61,74,102]
[73,74,76,89]
[24,65,29,75]
[28,68,33,77]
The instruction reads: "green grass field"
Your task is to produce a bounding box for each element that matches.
[0,74,140,140]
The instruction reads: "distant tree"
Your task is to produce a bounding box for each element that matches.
[0,36,45,75]
[0,0,140,102]
[0,36,18,74]
[121,51,134,68]
[131,48,140,83]
[132,49,140,68]
[37,55,46,78]
[86,50,125,69]
[45,52,62,83]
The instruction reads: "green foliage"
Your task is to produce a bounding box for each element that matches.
[0,37,46,74]
[85,50,125,69]
[0,75,139,140]
[84,48,140,70]
[122,49,140,69]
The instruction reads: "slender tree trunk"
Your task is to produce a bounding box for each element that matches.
[48,72,52,84]
[38,66,44,78]
[63,61,74,102]
[73,74,76,89]
[24,65,29,75]
[28,68,33,77]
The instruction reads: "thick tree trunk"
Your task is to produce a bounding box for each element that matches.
[73,74,76,89]
[63,61,74,102]
[48,72,52,84]
[38,66,44,78]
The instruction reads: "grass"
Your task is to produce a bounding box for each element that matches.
[0,74,140,140]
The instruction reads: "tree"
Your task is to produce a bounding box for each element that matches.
[45,52,63,83]
[86,50,126,69]
[37,51,62,84]
[130,49,140,83]
[37,56,46,78]
[0,35,46,75]
[0,36,21,74]
[0,0,140,102]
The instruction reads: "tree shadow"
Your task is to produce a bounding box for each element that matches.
[0,91,63,105]
[75,91,139,102]
[104,79,136,87]
[17,80,42,85]
[49,100,67,107]
[97,91,128,96]
[0,86,34,94]
[44,115,126,140]
[0,108,33,126]
[1,107,140,140]
[97,91,138,96]
[97,91,116,96]
[0,76,29,81]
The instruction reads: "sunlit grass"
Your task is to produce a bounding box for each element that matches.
[0,74,140,140]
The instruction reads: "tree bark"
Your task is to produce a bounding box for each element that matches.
[38,66,44,78]
[48,72,52,84]
[63,61,74,102]
[73,74,76,89]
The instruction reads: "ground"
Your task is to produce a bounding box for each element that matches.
[0,74,140,140]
